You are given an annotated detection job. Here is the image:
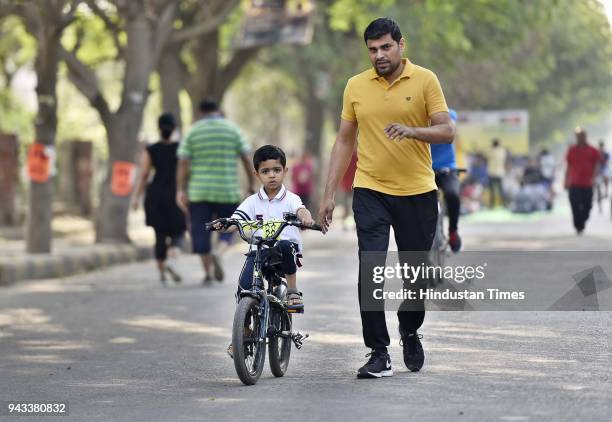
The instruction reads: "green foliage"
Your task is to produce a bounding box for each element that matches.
[271,0,612,146]
[0,16,36,141]
[0,16,36,87]
[439,0,612,144]
[220,2,247,55]
[328,0,395,32]
[0,89,34,141]
[2,0,610,156]
[55,70,107,151]
[56,6,126,146]
[227,60,303,151]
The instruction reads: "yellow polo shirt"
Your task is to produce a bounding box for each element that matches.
[341,59,448,196]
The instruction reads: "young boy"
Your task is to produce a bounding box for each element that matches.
[216,145,315,309]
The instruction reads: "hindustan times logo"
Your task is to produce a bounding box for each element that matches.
[372,263,487,284]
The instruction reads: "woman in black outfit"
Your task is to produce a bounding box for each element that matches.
[132,113,186,284]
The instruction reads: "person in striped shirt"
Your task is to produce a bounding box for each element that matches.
[177,98,256,284]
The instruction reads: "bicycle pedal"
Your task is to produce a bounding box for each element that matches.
[290,331,309,349]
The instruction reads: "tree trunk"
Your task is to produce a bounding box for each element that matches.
[183,29,259,120]
[303,87,325,156]
[0,134,19,226]
[158,43,186,132]
[298,71,325,213]
[58,0,176,243]
[57,140,93,216]
[95,8,153,243]
[186,29,219,120]
[26,17,61,253]
[95,118,143,243]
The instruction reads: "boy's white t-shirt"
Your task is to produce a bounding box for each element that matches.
[231,185,306,251]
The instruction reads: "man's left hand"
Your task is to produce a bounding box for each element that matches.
[384,123,416,141]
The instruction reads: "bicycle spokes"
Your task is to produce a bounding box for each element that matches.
[243,306,261,376]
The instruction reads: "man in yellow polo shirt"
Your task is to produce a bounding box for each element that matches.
[319,18,455,379]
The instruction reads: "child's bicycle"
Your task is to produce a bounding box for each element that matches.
[205,213,322,385]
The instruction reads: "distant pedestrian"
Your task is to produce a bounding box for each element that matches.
[565,128,601,234]
[176,99,256,284]
[487,138,507,208]
[598,141,610,198]
[431,108,462,252]
[539,148,556,186]
[133,113,186,284]
[291,151,315,210]
[468,153,489,187]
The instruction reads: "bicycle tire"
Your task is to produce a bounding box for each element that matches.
[232,296,266,385]
[429,203,447,286]
[268,310,292,377]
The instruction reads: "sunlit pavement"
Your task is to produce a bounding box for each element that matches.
[1,201,611,421]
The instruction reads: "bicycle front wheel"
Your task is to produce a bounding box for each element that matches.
[268,309,292,377]
[232,296,266,385]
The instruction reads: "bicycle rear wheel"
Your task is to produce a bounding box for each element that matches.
[429,205,446,286]
[268,309,292,377]
[232,296,266,385]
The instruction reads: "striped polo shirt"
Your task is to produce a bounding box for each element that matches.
[177,117,250,203]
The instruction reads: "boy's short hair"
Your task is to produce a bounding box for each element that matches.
[253,145,287,171]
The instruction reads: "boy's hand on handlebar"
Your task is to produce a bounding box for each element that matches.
[296,208,315,229]
[300,215,315,227]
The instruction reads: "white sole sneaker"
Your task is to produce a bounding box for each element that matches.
[358,368,393,378]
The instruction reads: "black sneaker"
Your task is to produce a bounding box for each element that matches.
[357,350,393,379]
[400,331,424,372]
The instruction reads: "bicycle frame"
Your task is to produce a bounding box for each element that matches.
[206,215,321,343]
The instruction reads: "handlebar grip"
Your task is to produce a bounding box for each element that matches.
[204,223,215,231]
[300,223,322,231]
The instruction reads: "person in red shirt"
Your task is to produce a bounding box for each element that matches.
[291,151,315,210]
[565,128,601,234]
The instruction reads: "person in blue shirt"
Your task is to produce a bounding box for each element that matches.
[431,109,462,252]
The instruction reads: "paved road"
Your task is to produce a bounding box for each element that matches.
[1,202,611,421]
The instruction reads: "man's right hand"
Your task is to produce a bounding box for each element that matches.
[176,189,188,213]
[318,196,335,234]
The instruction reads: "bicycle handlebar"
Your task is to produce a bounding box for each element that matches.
[434,167,467,175]
[205,218,322,244]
